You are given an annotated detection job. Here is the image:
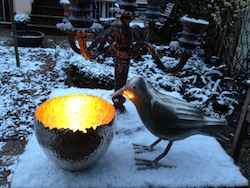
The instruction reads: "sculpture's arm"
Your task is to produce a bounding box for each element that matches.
[68,34,81,54]
[76,33,103,60]
[68,27,121,60]
[131,41,191,73]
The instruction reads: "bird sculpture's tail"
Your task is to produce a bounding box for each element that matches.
[203,116,228,126]
[202,127,230,142]
[200,116,229,142]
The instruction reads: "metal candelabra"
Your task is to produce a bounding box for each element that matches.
[57,0,208,112]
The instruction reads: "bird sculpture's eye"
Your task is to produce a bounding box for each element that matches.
[131,85,136,89]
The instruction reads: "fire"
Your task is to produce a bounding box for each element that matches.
[123,90,135,99]
[36,94,115,133]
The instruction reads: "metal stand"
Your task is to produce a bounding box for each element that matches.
[8,0,20,67]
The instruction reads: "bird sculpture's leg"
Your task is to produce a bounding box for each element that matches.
[135,141,173,170]
[133,138,162,153]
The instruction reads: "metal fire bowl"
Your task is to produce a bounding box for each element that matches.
[34,118,115,171]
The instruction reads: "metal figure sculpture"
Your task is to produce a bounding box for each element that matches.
[111,76,229,169]
[57,0,208,112]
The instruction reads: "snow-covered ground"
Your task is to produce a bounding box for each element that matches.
[0,44,67,187]
[0,37,247,187]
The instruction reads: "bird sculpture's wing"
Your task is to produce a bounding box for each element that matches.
[151,95,226,128]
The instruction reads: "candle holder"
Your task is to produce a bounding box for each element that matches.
[34,94,115,171]
[57,0,208,112]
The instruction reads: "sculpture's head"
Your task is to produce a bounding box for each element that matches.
[111,77,150,103]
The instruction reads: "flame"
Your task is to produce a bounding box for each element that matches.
[36,94,115,133]
[123,90,135,99]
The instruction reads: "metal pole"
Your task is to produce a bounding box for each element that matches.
[2,0,6,22]
[8,0,20,67]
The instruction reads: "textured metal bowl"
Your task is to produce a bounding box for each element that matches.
[34,94,115,171]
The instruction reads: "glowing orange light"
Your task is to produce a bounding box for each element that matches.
[123,90,135,99]
[36,94,115,133]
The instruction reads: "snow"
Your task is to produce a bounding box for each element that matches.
[11,88,248,188]
[59,0,70,4]
[0,46,66,140]
[0,44,68,188]
[130,21,145,28]
[56,22,104,33]
[14,14,30,23]
[100,17,116,22]
[181,16,209,25]
[0,142,5,151]
[15,35,43,39]
[0,35,247,187]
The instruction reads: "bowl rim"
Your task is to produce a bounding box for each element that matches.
[11,30,45,38]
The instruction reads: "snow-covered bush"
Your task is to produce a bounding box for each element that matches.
[159,0,250,89]
[64,43,238,117]
[180,57,238,116]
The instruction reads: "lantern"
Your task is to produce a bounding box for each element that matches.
[34,94,115,171]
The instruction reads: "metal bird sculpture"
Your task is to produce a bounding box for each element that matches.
[111,76,229,169]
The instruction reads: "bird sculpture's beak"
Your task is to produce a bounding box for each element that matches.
[111,85,135,99]
[110,87,126,97]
